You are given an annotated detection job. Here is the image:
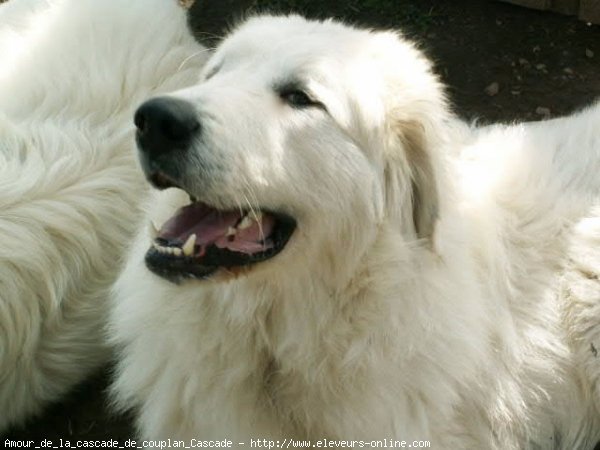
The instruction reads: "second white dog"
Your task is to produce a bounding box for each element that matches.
[0,0,208,431]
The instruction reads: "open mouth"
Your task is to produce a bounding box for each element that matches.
[145,188,296,283]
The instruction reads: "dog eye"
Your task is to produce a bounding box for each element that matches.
[280,89,320,109]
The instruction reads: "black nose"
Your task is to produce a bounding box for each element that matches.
[134,97,199,154]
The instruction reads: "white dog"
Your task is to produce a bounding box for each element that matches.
[0,0,208,432]
[110,15,600,449]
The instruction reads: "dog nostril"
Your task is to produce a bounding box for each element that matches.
[134,109,147,134]
[159,117,199,142]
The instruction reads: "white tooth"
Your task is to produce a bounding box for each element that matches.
[182,233,197,256]
[226,226,237,236]
[237,215,253,230]
[149,221,159,238]
[173,248,182,257]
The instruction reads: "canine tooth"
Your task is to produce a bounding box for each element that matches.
[182,233,197,256]
[237,215,253,230]
[150,221,159,238]
[226,226,237,236]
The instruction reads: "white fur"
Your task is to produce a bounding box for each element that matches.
[110,16,600,449]
[0,0,209,431]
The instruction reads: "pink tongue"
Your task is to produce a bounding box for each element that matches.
[158,203,275,254]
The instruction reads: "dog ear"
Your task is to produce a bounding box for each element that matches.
[384,114,444,244]
[371,32,448,244]
[401,119,440,241]
[187,0,257,47]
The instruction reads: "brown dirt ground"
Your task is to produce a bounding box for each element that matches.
[2,0,600,444]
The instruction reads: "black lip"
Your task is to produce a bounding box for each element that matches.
[147,171,180,190]
[145,213,296,284]
[137,144,184,191]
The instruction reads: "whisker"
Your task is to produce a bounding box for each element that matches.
[246,183,266,243]
[239,177,265,244]
[177,48,213,72]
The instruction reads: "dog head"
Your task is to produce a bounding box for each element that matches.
[135,15,450,284]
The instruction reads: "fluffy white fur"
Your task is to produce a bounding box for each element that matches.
[0,0,209,431]
[110,16,600,449]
